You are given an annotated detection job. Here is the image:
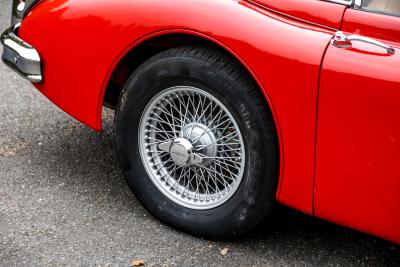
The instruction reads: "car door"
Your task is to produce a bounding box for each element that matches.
[315,0,400,243]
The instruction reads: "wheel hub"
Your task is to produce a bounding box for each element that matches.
[182,123,218,166]
[169,138,193,166]
[158,123,218,167]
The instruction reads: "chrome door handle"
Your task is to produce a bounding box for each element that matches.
[331,31,395,55]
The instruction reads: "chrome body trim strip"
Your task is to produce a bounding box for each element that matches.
[326,0,353,6]
[354,0,362,8]
[1,24,42,83]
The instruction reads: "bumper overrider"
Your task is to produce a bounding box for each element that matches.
[1,23,42,83]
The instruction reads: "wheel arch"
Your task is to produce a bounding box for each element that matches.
[99,30,281,137]
[98,29,285,200]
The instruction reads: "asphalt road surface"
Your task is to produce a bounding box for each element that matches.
[0,1,399,266]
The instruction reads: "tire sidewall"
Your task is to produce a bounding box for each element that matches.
[115,54,278,237]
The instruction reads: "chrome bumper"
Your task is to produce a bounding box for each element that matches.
[1,24,42,83]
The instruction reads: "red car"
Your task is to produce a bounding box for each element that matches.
[2,0,399,243]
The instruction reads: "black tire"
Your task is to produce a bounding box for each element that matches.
[114,46,279,239]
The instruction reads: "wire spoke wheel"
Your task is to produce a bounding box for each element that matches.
[139,86,245,209]
[116,46,279,238]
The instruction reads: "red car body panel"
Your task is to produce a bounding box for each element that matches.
[316,8,400,244]
[342,8,400,43]
[14,0,400,243]
[19,0,335,216]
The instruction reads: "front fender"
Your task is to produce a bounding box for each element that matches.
[19,0,335,214]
